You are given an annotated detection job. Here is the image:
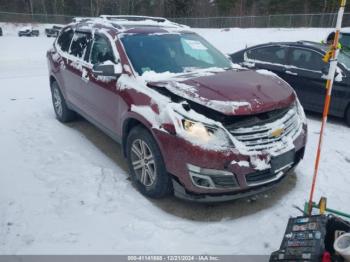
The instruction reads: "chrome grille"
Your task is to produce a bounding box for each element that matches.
[227,107,301,152]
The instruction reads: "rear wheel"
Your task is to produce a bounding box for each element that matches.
[51,81,76,122]
[126,126,172,198]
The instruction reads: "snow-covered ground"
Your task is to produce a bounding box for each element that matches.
[0,25,349,255]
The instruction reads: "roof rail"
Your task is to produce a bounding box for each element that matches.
[100,15,168,23]
[99,15,188,29]
[70,15,189,31]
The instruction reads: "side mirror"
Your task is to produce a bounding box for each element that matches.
[92,62,122,77]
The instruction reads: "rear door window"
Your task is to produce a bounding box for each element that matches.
[288,48,327,71]
[69,31,92,61]
[57,28,74,52]
[89,34,116,65]
[246,46,287,64]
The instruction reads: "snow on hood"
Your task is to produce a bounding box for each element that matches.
[147,69,296,116]
[255,69,278,77]
[140,67,227,82]
[141,70,182,82]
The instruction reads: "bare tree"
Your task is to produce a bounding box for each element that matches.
[0,0,348,19]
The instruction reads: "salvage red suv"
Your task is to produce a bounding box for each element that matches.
[47,16,307,202]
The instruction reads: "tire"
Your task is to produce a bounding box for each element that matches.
[346,106,350,127]
[50,81,76,122]
[126,126,172,198]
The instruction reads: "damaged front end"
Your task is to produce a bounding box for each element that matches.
[147,79,307,202]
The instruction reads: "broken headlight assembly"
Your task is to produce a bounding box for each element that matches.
[174,112,233,147]
[182,119,216,142]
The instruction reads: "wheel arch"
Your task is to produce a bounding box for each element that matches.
[49,75,69,102]
[121,111,169,159]
[49,75,57,87]
[122,116,152,158]
[122,115,173,197]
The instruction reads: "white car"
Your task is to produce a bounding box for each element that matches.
[18,26,39,37]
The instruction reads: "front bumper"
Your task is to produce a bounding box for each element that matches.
[172,164,297,203]
[153,121,307,201]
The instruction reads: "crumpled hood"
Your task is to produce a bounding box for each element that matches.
[148,69,296,116]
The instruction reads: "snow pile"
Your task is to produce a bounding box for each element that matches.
[250,155,271,171]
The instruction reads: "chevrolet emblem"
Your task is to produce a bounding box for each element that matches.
[271,127,284,138]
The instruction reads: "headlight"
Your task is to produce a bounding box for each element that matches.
[178,116,233,147]
[182,119,216,142]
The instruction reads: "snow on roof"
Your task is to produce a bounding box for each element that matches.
[70,15,190,35]
[100,15,168,22]
[99,15,189,30]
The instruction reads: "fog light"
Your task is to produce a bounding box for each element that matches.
[192,176,212,188]
[189,173,215,189]
[187,164,238,189]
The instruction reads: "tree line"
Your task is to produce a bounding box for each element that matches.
[0,0,347,18]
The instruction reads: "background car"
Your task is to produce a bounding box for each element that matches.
[325,30,350,53]
[18,26,39,37]
[230,41,350,126]
[45,25,62,37]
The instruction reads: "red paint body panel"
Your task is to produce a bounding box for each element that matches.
[150,70,296,116]
[183,70,296,115]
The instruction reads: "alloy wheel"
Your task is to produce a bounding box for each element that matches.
[53,87,63,117]
[130,139,157,187]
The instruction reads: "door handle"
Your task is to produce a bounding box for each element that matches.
[285,70,298,76]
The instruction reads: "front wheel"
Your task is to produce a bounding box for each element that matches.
[126,126,172,198]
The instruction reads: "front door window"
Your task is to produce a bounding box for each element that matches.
[90,34,116,65]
